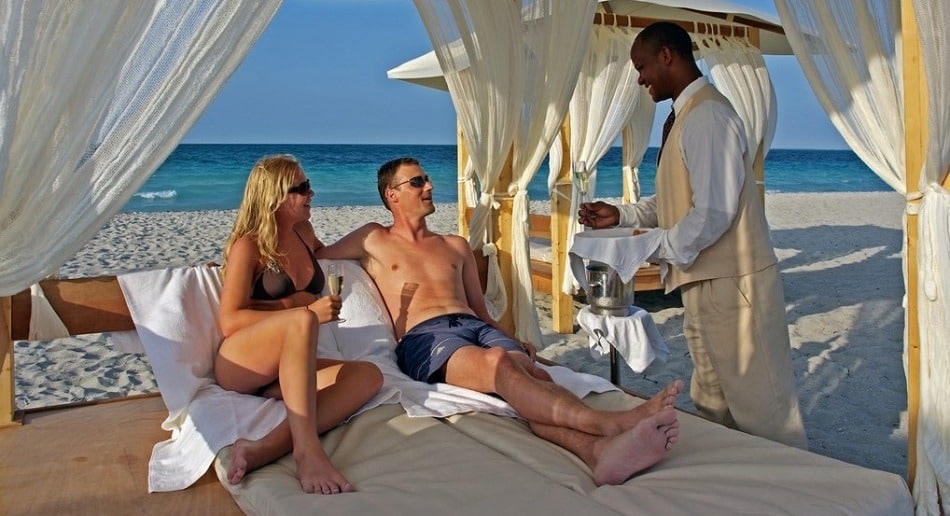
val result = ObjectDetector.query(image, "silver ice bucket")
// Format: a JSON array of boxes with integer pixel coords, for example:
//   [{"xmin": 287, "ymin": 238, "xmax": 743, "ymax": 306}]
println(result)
[{"xmin": 586, "ymin": 261, "xmax": 634, "ymax": 316}]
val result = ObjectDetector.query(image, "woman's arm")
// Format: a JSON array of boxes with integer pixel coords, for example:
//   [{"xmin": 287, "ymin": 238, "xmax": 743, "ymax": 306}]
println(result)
[{"xmin": 219, "ymin": 237, "xmax": 285, "ymax": 337}]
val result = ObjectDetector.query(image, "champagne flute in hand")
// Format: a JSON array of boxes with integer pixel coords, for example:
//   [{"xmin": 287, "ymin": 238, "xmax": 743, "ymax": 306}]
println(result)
[{"xmin": 327, "ymin": 262, "xmax": 345, "ymax": 322}]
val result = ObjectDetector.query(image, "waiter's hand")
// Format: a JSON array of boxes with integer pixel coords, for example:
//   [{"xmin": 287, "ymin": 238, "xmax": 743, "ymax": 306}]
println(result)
[{"xmin": 578, "ymin": 201, "xmax": 620, "ymax": 229}]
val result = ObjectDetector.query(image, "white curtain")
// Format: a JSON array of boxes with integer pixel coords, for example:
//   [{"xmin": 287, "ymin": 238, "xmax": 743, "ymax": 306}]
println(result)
[
  {"xmin": 620, "ymin": 99, "xmax": 656, "ymax": 204},
  {"xmin": 550, "ymin": 25, "xmax": 652, "ymax": 296},
  {"xmin": 775, "ymin": 1, "xmax": 904, "ymax": 193},
  {"xmin": 911, "ymin": 1, "xmax": 950, "ymax": 514},
  {"xmin": 413, "ymin": 0, "xmax": 523, "ymax": 319},
  {"xmin": 697, "ymin": 32, "xmax": 778, "ymax": 164},
  {"xmin": 0, "ymin": 0, "xmax": 279, "ymax": 296},
  {"xmin": 776, "ymin": 1, "xmax": 950, "ymax": 513},
  {"xmin": 508, "ymin": 0, "xmax": 596, "ymax": 343},
  {"xmin": 414, "ymin": 0, "xmax": 595, "ymax": 341}
]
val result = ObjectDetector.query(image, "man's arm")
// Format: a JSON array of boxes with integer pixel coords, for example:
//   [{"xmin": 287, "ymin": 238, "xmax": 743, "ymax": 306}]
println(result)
[
  {"xmin": 454, "ymin": 236, "xmax": 494, "ymax": 325},
  {"xmin": 314, "ymin": 223, "xmax": 382, "ymax": 262},
  {"xmin": 453, "ymin": 236, "xmax": 537, "ymax": 357},
  {"xmin": 617, "ymin": 196, "xmax": 659, "ymax": 228}
]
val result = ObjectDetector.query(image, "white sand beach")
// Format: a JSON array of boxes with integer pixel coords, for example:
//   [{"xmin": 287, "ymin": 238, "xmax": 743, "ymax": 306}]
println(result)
[{"xmin": 16, "ymin": 191, "xmax": 907, "ymax": 477}]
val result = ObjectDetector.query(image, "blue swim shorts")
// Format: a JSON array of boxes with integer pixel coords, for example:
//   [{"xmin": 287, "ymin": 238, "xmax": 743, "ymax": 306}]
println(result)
[{"xmin": 396, "ymin": 313, "xmax": 524, "ymax": 383}]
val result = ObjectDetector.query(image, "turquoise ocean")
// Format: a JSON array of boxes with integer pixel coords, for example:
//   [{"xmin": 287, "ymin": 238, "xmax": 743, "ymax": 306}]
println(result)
[{"xmin": 125, "ymin": 144, "xmax": 890, "ymax": 213}]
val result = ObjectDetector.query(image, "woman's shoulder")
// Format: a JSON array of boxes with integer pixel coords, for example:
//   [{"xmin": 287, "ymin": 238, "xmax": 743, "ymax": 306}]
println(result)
[{"xmin": 229, "ymin": 234, "xmax": 262, "ymax": 261}]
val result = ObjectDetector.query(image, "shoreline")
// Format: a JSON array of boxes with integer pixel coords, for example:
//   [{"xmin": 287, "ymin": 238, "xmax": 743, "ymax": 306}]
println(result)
[{"xmin": 24, "ymin": 191, "xmax": 908, "ymax": 477}]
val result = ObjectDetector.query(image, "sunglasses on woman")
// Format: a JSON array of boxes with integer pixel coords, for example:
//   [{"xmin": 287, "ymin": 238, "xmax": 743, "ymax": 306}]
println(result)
[
  {"xmin": 287, "ymin": 179, "xmax": 311, "ymax": 195},
  {"xmin": 391, "ymin": 175, "xmax": 431, "ymax": 189}
]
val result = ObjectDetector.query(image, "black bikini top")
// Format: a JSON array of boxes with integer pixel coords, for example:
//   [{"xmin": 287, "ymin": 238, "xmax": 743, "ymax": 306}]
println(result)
[{"xmin": 250, "ymin": 230, "xmax": 325, "ymax": 301}]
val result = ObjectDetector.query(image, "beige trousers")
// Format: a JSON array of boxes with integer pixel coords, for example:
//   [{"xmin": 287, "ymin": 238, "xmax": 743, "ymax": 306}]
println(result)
[{"xmin": 679, "ymin": 264, "xmax": 808, "ymax": 449}]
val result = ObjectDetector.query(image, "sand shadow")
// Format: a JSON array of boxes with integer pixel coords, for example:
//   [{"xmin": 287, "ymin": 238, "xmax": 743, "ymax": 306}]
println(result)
[{"xmin": 773, "ymin": 224, "xmax": 906, "ymax": 476}]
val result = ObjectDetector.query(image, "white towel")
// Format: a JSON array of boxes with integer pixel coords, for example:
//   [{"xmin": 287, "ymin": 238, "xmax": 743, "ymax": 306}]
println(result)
[
  {"xmin": 119, "ymin": 266, "xmax": 290, "ymax": 492},
  {"xmin": 576, "ymin": 305, "xmax": 670, "ymax": 373},
  {"xmin": 569, "ymin": 227, "xmax": 663, "ymax": 287},
  {"xmin": 28, "ymin": 283, "xmax": 70, "ymax": 340},
  {"xmin": 119, "ymin": 261, "xmax": 616, "ymax": 492}
]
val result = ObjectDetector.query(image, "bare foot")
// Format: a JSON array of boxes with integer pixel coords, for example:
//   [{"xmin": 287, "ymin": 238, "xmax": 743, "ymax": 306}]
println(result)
[
  {"xmin": 295, "ymin": 447, "xmax": 355, "ymax": 495},
  {"xmin": 227, "ymin": 438, "xmax": 274, "ymax": 485},
  {"xmin": 593, "ymin": 406, "xmax": 679, "ymax": 486},
  {"xmin": 614, "ymin": 379, "xmax": 683, "ymax": 433}
]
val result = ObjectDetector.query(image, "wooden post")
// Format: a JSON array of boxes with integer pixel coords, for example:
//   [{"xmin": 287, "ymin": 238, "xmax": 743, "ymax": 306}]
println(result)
[
  {"xmin": 1, "ymin": 295, "xmax": 18, "ymax": 427},
  {"xmin": 457, "ymin": 123, "xmax": 471, "ymax": 239},
  {"xmin": 901, "ymin": 0, "xmax": 925, "ymax": 488},
  {"xmin": 493, "ymin": 148, "xmax": 516, "ymax": 333},
  {"xmin": 551, "ymin": 117, "xmax": 575, "ymax": 333}
]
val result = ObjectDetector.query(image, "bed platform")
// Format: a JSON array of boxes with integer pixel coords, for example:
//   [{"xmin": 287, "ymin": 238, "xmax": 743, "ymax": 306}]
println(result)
[{"xmin": 1, "ymin": 270, "xmax": 914, "ymax": 515}]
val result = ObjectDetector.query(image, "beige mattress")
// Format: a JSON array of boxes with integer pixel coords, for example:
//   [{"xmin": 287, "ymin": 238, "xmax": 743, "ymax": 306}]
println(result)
[{"xmin": 216, "ymin": 391, "xmax": 913, "ymax": 516}]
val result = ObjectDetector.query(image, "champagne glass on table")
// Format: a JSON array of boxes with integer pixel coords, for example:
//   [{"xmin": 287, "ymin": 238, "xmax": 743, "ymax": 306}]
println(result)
[{"xmin": 327, "ymin": 262, "xmax": 346, "ymax": 323}]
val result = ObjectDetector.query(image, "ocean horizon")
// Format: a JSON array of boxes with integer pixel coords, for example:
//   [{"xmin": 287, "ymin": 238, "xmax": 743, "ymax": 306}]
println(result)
[{"xmin": 125, "ymin": 143, "xmax": 890, "ymax": 213}]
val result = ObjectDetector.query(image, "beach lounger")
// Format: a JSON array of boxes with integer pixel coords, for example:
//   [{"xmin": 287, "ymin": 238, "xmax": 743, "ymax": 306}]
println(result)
[{"xmin": 1, "ymin": 261, "xmax": 913, "ymax": 515}]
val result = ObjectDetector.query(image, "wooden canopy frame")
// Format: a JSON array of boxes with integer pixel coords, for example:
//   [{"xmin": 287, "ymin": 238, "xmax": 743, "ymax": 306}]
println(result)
[{"xmin": 458, "ymin": 11, "xmax": 770, "ymax": 334}]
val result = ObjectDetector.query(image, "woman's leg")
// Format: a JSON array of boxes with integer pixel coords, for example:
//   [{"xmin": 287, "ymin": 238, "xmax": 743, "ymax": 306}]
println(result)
[
  {"xmin": 217, "ymin": 317, "xmax": 381, "ymax": 490},
  {"xmin": 215, "ymin": 308, "xmax": 345, "ymax": 494},
  {"xmin": 313, "ymin": 359, "xmax": 384, "ymax": 428}
]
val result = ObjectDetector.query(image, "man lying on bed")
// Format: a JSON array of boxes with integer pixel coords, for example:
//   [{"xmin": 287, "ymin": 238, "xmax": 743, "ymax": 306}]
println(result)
[{"xmin": 315, "ymin": 157, "xmax": 684, "ymax": 486}]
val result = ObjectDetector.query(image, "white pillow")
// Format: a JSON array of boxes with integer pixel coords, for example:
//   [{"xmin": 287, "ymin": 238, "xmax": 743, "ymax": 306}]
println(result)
[
  {"xmin": 118, "ymin": 266, "xmax": 224, "ymax": 417},
  {"xmin": 320, "ymin": 259, "xmax": 399, "ymax": 365}
]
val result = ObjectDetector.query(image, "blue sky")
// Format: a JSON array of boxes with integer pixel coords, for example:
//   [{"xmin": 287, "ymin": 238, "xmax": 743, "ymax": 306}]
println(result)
[{"xmin": 183, "ymin": 0, "xmax": 847, "ymax": 150}]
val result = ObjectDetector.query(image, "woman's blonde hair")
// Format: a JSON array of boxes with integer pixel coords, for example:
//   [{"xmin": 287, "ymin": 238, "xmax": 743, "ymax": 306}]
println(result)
[{"xmin": 222, "ymin": 154, "xmax": 303, "ymax": 270}]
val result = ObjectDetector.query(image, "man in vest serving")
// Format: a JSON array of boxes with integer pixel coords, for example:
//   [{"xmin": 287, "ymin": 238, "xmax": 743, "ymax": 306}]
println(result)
[{"xmin": 579, "ymin": 21, "xmax": 807, "ymax": 449}]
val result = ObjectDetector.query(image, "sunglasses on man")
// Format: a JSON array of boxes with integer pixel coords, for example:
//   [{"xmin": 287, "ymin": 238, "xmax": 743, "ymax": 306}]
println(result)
[
  {"xmin": 287, "ymin": 179, "xmax": 312, "ymax": 195},
  {"xmin": 391, "ymin": 175, "xmax": 431, "ymax": 189}
]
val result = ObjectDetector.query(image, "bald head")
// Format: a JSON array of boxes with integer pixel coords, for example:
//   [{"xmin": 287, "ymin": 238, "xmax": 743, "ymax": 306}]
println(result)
[
  {"xmin": 630, "ymin": 21, "xmax": 702, "ymax": 102},
  {"xmin": 634, "ymin": 21, "xmax": 696, "ymax": 62}
]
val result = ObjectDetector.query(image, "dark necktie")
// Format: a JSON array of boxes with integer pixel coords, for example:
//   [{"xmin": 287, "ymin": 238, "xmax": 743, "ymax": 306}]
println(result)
[{"xmin": 657, "ymin": 108, "xmax": 675, "ymax": 164}]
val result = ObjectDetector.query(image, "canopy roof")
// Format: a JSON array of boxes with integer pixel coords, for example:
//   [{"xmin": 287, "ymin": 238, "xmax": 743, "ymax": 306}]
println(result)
[{"xmin": 387, "ymin": 0, "xmax": 790, "ymax": 91}]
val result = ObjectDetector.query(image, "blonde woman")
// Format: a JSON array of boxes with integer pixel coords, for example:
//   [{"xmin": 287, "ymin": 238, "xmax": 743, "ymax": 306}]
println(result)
[{"xmin": 214, "ymin": 154, "xmax": 382, "ymax": 494}]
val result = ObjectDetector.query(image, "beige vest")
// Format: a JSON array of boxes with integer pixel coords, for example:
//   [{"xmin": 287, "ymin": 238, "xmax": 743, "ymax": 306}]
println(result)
[{"xmin": 656, "ymin": 84, "xmax": 776, "ymax": 291}]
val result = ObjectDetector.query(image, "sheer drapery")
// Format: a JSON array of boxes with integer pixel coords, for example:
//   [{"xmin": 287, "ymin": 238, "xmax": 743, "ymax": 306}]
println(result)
[
  {"xmin": 545, "ymin": 25, "xmax": 645, "ymax": 295},
  {"xmin": 0, "ymin": 0, "xmax": 279, "ymax": 295},
  {"xmin": 775, "ymin": 1, "xmax": 904, "ymax": 193},
  {"xmin": 620, "ymin": 100, "xmax": 656, "ymax": 204},
  {"xmin": 414, "ymin": 0, "xmax": 595, "ymax": 341},
  {"xmin": 697, "ymin": 32, "xmax": 778, "ymax": 164},
  {"xmin": 777, "ymin": 1, "xmax": 950, "ymax": 513},
  {"xmin": 413, "ymin": 0, "xmax": 523, "ymax": 319},
  {"xmin": 911, "ymin": 1, "xmax": 950, "ymax": 513},
  {"xmin": 508, "ymin": 0, "xmax": 596, "ymax": 343}
]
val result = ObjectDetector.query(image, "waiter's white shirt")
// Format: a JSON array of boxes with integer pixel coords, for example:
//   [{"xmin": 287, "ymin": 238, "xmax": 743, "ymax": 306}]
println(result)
[{"xmin": 617, "ymin": 77, "xmax": 748, "ymax": 271}]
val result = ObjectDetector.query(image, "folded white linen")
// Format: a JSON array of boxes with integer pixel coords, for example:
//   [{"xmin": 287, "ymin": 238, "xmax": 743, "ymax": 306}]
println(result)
[
  {"xmin": 119, "ymin": 260, "xmax": 616, "ymax": 492},
  {"xmin": 576, "ymin": 305, "xmax": 670, "ymax": 373},
  {"xmin": 569, "ymin": 227, "xmax": 663, "ymax": 287}
]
